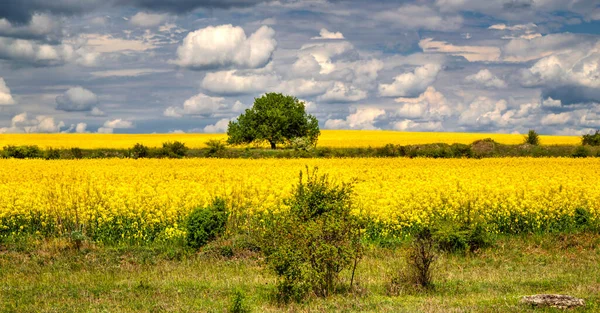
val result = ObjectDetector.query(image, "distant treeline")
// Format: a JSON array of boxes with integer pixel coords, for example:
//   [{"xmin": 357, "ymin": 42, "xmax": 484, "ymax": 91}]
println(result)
[{"xmin": 2, "ymin": 136, "xmax": 600, "ymax": 160}]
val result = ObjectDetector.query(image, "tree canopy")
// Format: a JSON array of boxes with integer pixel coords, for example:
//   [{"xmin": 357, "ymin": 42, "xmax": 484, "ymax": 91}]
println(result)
[{"xmin": 226, "ymin": 93, "xmax": 320, "ymax": 149}]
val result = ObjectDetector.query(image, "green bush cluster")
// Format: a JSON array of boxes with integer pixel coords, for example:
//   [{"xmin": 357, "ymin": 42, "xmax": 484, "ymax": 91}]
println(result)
[
  {"xmin": 185, "ymin": 198, "xmax": 228, "ymax": 249},
  {"xmin": 4, "ymin": 138, "xmax": 600, "ymax": 160},
  {"xmin": 2, "ymin": 145, "xmax": 43, "ymax": 159},
  {"xmin": 260, "ymin": 168, "xmax": 363, "ymax": 302},
  {"xmin": 433, "ymin": 223, "xmax": 492, "ymax": 254}
]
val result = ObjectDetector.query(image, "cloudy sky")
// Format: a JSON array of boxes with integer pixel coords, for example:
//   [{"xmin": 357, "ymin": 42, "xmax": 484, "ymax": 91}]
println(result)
[{"xmin": 0, "ymin": 0, "xmax": 599, "ymax": 134}]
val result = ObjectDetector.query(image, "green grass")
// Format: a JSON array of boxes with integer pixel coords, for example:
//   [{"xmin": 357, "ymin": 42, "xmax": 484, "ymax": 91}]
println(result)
[{"xmin": 1, "ymin": 233, "xmax": 599, "ymax": 312}]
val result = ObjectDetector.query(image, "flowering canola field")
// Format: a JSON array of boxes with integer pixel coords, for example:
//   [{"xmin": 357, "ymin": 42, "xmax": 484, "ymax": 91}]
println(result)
[
  {"xmin": 0, "ymin": 130, "xmax": 581, "ymax": 149},
  {"xmin": 1, "ymin": 158, "xmax": 598, "ymax": 241}
]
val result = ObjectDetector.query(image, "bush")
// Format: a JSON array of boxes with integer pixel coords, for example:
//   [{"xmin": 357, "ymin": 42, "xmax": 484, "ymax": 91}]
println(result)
[
  {"xmin": 2, "ymin": 145, "xmax": 43, "ymax": 159},
  {"xmin": 407, "ymin": 228, "xmax": 437, "ymax": 289},
  {"xmin": 433, "ymin": 223, "xmax": 491, "ymax": 254},
  {"xmin": 261, "ymin": 168, "xmax": 363, "ymax": 302},
  {"xmin": 450, "ymin": 143, "xmax": 472, "ymax": 158},
  {"xmin": 582, "ymin": 130, "xmax": 600, "ymax": 146},
  {"xmin": 377, "ymin": 144, "xmax": 405, "ymax": 157},
  {"xmin": 70, "ymin": 147, "xmax": 84, "ymax": 159},
  {"xmin": 161, "ymin": 141, "xmax": 188, "ymax": 158},
  {"xmin": 186, "ymin": 198, "xmax": 228, "ymax": 249},
  {"xmin": 572, "ymin": 146, "xmax": 590, "ymax": 158},
  {"xmin": 205, "ymin": 139, "xmax": 227, "ymax": 156},
  {"xmin": 130, "ymin": 143, "xmax": 149, "ymax": 159},
  {"xmin": 44, "ymin": 148, "xmax": 61, "ymax": 160},
  {"xmin": 524, "ymin": 129, "xmax": 540, "ymax": 145}
]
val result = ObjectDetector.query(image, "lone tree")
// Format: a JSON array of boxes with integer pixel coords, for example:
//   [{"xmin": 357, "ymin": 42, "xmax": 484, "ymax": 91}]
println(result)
[{"xmin": 227, "ymin": 93, "xmax": 320, "ymax": 149}]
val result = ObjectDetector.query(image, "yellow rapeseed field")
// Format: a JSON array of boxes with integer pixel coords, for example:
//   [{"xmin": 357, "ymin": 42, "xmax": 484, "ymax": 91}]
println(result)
[
  {"xmin": 0, "ymin": 130, "xmax": 581, "ymax": 149},
  {"xmin": 0, "ymin": 158, "xmax": 598, "ymax": 241}
]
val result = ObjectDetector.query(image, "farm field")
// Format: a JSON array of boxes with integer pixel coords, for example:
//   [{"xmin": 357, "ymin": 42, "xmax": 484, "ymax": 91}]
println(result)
[
  {"xmin": 0, "ymin": 130, "xmax": 582, "ymax": 149},
  {"xmin": 1, "ymin": 158, "xmax": 599, "ymax": 241}
]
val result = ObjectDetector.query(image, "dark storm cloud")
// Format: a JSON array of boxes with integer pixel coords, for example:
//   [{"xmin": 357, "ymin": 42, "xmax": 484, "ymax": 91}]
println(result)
[
  {"xmin": 542, "ymin": 86, "xmax": 600, "ymax": 106},
  {"xmin": 117, "ymin": 0, "xmax": 267, "ymax": 13},
  {"xmin": 0, "ymin": 0, "xmax": 266, "ymax": 24},
  {"xmin": 502, "ymin": 0, "xmax": 533, "ymax": 10}
]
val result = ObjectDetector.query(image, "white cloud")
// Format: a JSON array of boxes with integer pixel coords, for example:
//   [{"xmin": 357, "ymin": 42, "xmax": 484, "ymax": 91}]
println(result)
[
  {"xmin": 0, "ymin": 77, "xmax": 15, "ymax": 105},
  {"xmin": 489, "ymin": 23, "xmax": 537, "ymax": 31},
  {"xmin": 465, "ymin": 69, "xmax": 507, "ymax": 88},
  {"xmin": 542, "ymin": 97, "xmax": 562, "ymax": 108},
  {"xmin": 541, "ymin": 112, "xmax": 572, "ymax": 125},
  {"xmin": 158, "ymin": 23, "xmax": 186, "ymax": 34},
  {"xmin": 325, "ymin": 108, "xmax": 385, "ymax": 130},
  {"xmin": 0, "ymin": 14, "xmax": 60, "ymax": 39},
  {"xmin": 97, "ymin": 118, "xmax": 133, "ymax": 133},
  {"xmin": 201, "ymin": 70, "xmax": 278, "ymax": 95},
  {"xmin": 130, "ymin": 12, "xmax": 169, "ymax": 28},
  {"xmin": 75, "ymin": 123, "xmax": 87, "ymax": 133},
  {"xmin": 203, "ymin": 118, "xmax": 231, "ymax": 133},
  {"xmin": 293, "ymin": 41, "xmax": 353, "ymax": 75},
  {"xmin": 55, "ymin": 87, "xmax": 99, "ymax": 111},
  {"xmin": 0, "ymin": 37, "xmax": 98, "ymax": 67},
  {"xmin": 376, "ymin": 4, "xmax": 463, "ymax": 31},
  {"xmin": 393, "ymin": 120, "xmax": 443, "ymax": 131},
  {"xmin": 312, "ymin": 28, "xmax": 344, "ymax": 40},
  {"xmin": 172, "ymin": 24, "xmax": 276, "ymax": 70},
  {"xmin": 318, "ymin": 82, "xmax": 367, "ymax": 102},
  {"xmin": 379, "ymin": 64, "xmax": 441, "ymax": 97},
  {"xmin": 275, "ymin": 79, "xmax": 330, "ymax": 97},
  {"xmin": 90, "ymin": 107, "xmax": 105, "ymax": 116},
  {"xmin": 520, "ymin": 47, "xmax": 600, "ymax": 89},
  {"xmin": 501, "ymin": 33, "xmax": 594, "ymax": 63},
  {"xmin": 0, "ymin": 113, "xmax": 66, "ymax": 133},
  {"xmin": 90, "ymin": 68, "xmax": 171, "ymax": 78},
  {"xmin": 164, "ymin": 93, "xmax": 228, "ymax": 117},
  {"xmin": 104, "ymin": 119, "xmax": 133, "ymax": 129},
  {"xmin": 458, "ymin": 97, "xmax": 512, "ymax": 127},
  {"xmin": 393, "ymin": 87, "xmax": 452, "ymax": 120},
  {"xmin": 81, "ymin": 34, "xmax": 156, "ymax": 53},
  {"xmin": 419, "ymin": 38, "xmax": 501, "ymax": 62}
]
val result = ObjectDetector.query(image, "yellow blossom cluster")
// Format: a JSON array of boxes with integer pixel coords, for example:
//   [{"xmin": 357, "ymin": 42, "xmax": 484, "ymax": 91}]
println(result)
[
  {"xmin": 0, "ymin": 130, "xmax": 581, "ymax": 149},
  {"xmin": 0, "ymin": 158, "xmax": 598, "ymax": 241}
]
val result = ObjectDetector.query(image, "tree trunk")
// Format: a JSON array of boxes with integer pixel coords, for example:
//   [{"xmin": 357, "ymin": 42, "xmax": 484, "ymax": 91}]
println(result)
[{"xmin": 270, "ymin": 141, "xmax": 276, "ymax": 149}]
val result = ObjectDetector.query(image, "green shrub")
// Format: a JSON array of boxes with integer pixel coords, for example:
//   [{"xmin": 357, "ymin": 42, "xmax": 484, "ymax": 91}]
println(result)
[
  {"xmin": 524, "ymin": 129, "xmax": 540, "ymax": 145},
  {"xmin": 161, "ymin": 141, "xmax": 188, "ymax": 158},
  {"xmin": 433, "ymin": 223, "xmax": 492, "ymax": 254},
  {"xmin": 261, "ymin": 168, "xmax": 363, "ymax": 302},
  {"xmin": 582, "ymin": 130, "xmax": 600, "ymax": 146},
  {"xmin": 185, "ymin": 198, "xmax": 228, "ymax": 249},
  {"xmin": 450, "ymin": 143, "xmax": 472, "ymax": 158},
  {"xmin": 205, "ymin": 139, "xmax": 227, "ymax": 156},
  {"xmin": 130, "ymin": 143, "xmax": 149, "ymax": 159},
  {"xmin": 70, "ymin": 147, "xmax": 84, "ymax": 159},
  {"xmin": 2, "ymin": 145, "xmax": 43, "ymax": 159},
  {"xmin": 229, "ymin": 289, "xmax": 250, "ymax": 313},
  {"xmin": 44, "ymin": 148, "xmax": 61, "ymax": 160},
  {"xmin": 377, "ymin": 144, "xmax": 405, "ymax": 157},
  {"xmin": 572, "ymin": 146, "xmax": 590, "ymax": 158},
  {"xmin": 574, "ymin": 208, "xmax": 594, "ymax": 230}
]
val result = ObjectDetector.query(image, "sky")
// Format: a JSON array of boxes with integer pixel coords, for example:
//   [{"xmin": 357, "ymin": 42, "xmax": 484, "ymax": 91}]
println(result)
[{"xmin": 0, "ymin": 0, "xmax": 599, "ymax": 135}]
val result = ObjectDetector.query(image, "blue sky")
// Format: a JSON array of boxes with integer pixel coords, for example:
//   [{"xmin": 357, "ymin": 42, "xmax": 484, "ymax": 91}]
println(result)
[{"xmin": 0, "ymin": 0, "xmax": 599, "ymax": 134}]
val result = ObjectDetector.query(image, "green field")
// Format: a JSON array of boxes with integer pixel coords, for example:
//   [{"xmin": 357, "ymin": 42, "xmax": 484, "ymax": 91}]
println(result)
[{"xmin": 1, "ymin": 233, "xmax": 598, "ymax": 312}]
